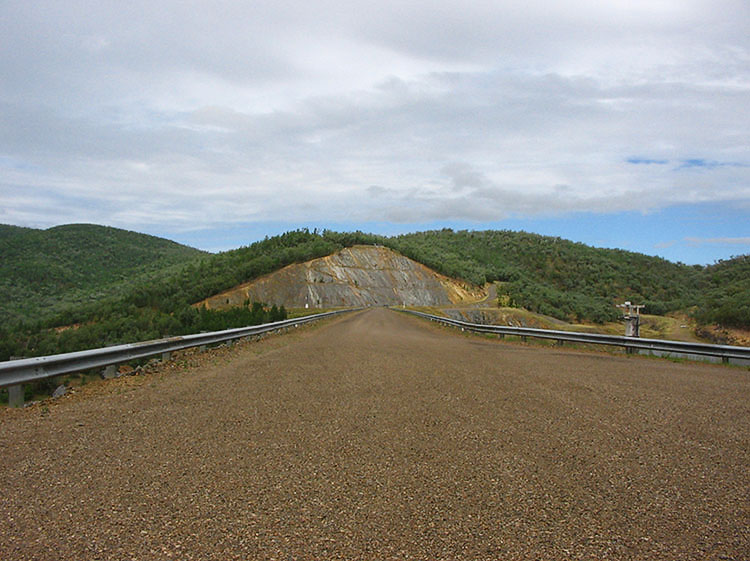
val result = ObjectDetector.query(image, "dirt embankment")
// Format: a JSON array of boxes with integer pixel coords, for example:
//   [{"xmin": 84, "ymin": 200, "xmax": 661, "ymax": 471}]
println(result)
[
  {"xmin": 696, "ymin": 324, "xmax": 750, "ymax": 347},
  {"xmin": 1, "ymin": 309, "xmax": 747, "ymax": 560},
  {"xmin": 197, "ymin": 245, "xmax": 484, "ymax": 310}
]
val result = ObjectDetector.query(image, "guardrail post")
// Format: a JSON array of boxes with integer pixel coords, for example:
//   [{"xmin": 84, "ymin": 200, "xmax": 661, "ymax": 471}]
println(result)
[
  {"xmin": 161, "ymin": 351, "xmax": 171, "ymax": 361},
  {"xmin": 8, "ymin": 384, "xmax": 24, "ymax": 408}
]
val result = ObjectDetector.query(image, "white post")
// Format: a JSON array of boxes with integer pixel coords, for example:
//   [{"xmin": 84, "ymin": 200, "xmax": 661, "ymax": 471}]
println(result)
[{"xmin": 617, "ymin": 301, "xmax": 645, "ymax": 338}]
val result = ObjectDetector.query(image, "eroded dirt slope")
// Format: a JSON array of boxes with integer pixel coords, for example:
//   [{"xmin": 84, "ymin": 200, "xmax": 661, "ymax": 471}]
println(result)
[{"xmin": 198, "ymin": 245, "xmax": 483, "ymax": 309}]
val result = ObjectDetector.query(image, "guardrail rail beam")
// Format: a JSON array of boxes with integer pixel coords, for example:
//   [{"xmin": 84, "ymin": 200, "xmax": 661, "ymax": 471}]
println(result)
[
  {"xmin": 398, "ymin": 309, "xmax": 750, "ymax": 366},
  {"xmin": 1, "ymin": 308, "xmax": 358, "ymax": 407}
]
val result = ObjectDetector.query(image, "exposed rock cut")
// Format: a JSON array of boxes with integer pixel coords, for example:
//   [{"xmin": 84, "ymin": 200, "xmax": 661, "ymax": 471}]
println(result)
[{"xmin": 197, "ymin": 245, "xmax": 483, "ymax": 309}]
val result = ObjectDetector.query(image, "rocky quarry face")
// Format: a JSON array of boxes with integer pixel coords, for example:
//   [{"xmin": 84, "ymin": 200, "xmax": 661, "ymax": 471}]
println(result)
[{"xmin": 198, "ymin": 245, "xmax": 483, "ymax": 309}]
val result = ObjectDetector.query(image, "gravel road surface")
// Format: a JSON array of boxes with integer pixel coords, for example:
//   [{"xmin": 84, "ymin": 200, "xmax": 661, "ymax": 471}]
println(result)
[{"xmin": 1, "ymin": 308, "xmax": 748, "ymax": 560}]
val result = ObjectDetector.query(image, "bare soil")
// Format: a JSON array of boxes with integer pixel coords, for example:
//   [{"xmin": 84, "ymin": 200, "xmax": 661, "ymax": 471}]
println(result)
[
  {"xmin": 1, "ymin": 308, "xmax": 748, "ymax": 560},
  {"xmin": 698, "ymin": 324, "xmax": 750, "ymax": 347},
  {"xmin": 196, "ymin": 245, "xmax": 484, "ymax": 310}
]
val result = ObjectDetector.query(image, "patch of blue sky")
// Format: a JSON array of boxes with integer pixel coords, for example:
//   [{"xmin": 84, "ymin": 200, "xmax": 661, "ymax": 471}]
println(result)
[
  {"xmin": 626, "ymin": 157, "xmax": 669, "ymax": 165},
  {"xmin": 676, "ymin": 159, "xmax": 748, "ymax": 170},
  {"xmin": 488, "ymin": 203, "xmax": 749, "ymax": 265},
  {"xmin": 150, "ymin": 221, "xmax": 420, "ymax": 254},
  {"xmin": 157, "ymin": 202, "xmax": 749, "ymax": 266}
]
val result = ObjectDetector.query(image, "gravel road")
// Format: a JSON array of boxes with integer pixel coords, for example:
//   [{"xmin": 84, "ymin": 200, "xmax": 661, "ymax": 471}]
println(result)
[{"xmin": 1, "ymin": 308, "xmax": 748, "ymax": 560}]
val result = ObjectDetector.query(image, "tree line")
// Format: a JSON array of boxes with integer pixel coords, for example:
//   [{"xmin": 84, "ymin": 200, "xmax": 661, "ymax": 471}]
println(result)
[{"xmin": 1, "ymin": 227, "xmax": 747, "ymax": 366}]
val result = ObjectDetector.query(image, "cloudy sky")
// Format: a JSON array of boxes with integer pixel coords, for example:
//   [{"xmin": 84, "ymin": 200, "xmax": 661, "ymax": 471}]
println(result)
[{"xmin": 1, "ymin": 0, "xmax": 748, "ymax": 263}]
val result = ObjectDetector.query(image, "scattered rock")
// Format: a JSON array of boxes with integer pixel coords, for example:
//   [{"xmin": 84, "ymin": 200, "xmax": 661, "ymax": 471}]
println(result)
[
  {"xmin": 118, "ymin": 364, "xmax": 135, "ymax": 376},
  {"xmin": 52, "ymin": 385, "xmax": 66, "ymax": 399}
]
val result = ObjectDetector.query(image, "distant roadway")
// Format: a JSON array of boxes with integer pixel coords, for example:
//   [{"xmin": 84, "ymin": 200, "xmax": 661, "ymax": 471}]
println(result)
[{"xmin": 1, "ymin": 308, "xmax": 747, "ymax": 560}]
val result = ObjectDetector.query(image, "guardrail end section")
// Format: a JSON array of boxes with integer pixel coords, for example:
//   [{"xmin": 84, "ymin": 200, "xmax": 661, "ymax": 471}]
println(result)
[{"xmin": 8, "ymin": 384, "xmax": 24, "ymax": 408}]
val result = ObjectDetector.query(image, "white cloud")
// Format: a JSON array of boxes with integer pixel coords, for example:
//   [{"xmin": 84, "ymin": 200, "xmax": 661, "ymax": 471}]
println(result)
[
  {"xmin": 0, "ymin": 0, "xmax": 748, "ymax": 233},
  {"xmin": 685, "ymin": 236, "xmax": 750, "ymax": 246}
]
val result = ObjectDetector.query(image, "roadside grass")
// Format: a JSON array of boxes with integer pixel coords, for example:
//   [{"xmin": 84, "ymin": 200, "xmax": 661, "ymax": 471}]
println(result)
[
  {"xmin": 415, "ymin": 311, "xmax": 747, "ymax": 369},
  {"xmin": 402, "ymin": 304, "xmax": 710, "ymax": 343}
]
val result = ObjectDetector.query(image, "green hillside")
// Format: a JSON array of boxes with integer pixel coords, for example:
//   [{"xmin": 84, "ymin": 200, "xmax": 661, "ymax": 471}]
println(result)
[
  {"xmin": 693, "ymin": 255, "xmax": 750, "ymax": 329},
  {"xmin": 0, "ymin": 229, "xmax": 344, "ymax": 361},
  {"xmin": 0, "ymin": 227, "xmax": 746, "ymax": 365},
  {"xmin": 385, "ymin": 229, "xmax": 706, "ymax": 323},
  {"xmin": 0, "ymin": 224, "xmax": 34, "ymax": 240},
  {"xmin": 0, "ymin": 223, "xmax": 206, "ymax": 325}
]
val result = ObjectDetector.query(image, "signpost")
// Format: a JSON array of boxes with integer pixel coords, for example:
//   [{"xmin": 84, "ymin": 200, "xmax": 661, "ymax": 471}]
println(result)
[{"xmin": 617, "ymin": 301, "xmax": 645, "ymax": 338}]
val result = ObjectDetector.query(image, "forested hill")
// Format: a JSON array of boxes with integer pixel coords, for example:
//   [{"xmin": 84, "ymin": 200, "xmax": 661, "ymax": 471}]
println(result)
[
  {"xmin": 0, "ymin": 223, "xmax": 206, "ymax": 325},
  {"xmin": 1, "ymin": 226, "xmax": 747, "ymax": 363},
  {"xmin": 385, "ymin": 230, "xmax": 748, "ymax": 328},
  {"xmin": 0, "ymin": 229, "xmax": 348, "ymax": 361},
  {"xmin": 386, "ymin": 230, "xmax": 705, "ymax": 323},
  {"xmin": 693, "ymin": 255, "xmax": 750, "ymax": 329},
  {"xmin": 0, "ymin": 224, "xmax": 34, "ymax": 240}
]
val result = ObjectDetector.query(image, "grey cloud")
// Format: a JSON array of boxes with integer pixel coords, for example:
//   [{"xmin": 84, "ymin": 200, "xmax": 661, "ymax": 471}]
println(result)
[
  {"xmin": 441, "ymin": 162, "xmax": 488, "ymax": 192},
  {"xmin": 367, "ymin": 185, "xmax": 389, "ymax": 197},
  {"xmin": 1, "ymin": 1, "xmax": 748, "ymax": 231}
]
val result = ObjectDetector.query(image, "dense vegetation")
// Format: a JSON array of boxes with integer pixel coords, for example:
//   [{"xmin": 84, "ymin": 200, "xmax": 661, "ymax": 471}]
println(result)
[
  {"xmin": 0, "ymin": 228, "xmax": 339, "ymax": 361},
  {"xmin": 385, "ymin": 229, "xmax": 707, "ymax": 323},
  {"xmin": 692, "ymin": 255, "xmax": 750, "ymax": 329},
  {"xmin": 1, "ymin": 225, "xmax": 746, "ymax": 365},
  {"xmin": 0, "ymin": 223, "xmax": 206, "ymax": 325}
]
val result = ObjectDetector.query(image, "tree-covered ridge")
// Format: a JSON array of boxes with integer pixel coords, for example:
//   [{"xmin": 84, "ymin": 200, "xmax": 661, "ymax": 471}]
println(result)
[
  {"xmin": 0, "ymin": 226, "xmax": 746, "ymax": 363},
  {"xmin": 0, "ymin": 223, "xmax": 206, "ymax": 325},
  {"xmin": 693, "ymin": 255, "xmax": 750, "ymax": 329},
  {"xmin": 385, "ymin": 229, "xmax": 705, "ymax": 323},
  {"xmin": 0, "ymin": 224, "xmax": 34, "ymax": 240},
  {"xmin": 0, "ymin": 229, "xmax": 357, "ymax": 361}
]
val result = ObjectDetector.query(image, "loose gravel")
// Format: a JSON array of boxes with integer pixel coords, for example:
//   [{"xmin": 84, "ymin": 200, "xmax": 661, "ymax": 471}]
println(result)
[{"xmin": 1, "ymin": 308, "xmax": 748, "ymax": 560}]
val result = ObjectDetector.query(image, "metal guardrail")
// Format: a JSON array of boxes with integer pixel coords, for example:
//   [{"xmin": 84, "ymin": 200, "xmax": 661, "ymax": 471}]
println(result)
[
  {"xmin": 400, "ymin": 309, "xmax": 750, "ymax": 365},
  {"xmin": 1, "ymin": 309, "xmax": 357, "ymax": 406}
]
